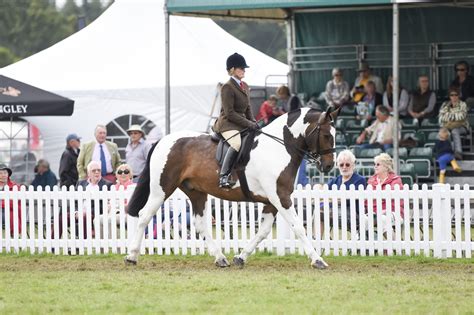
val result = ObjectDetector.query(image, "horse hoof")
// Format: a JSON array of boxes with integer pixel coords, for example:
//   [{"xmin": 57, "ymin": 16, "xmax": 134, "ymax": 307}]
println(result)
[
  {"xmin": 124, "ymin": 256, "xmax": 137, "ymax": 266},
  {"xmin": 312, "ymin": 259, "xmax": 328, "ymax": 270},
  {"xmin": 233, "ymin": 256, "xmax": 245, "ymax": 268},
  {"xmin": 215, "ymin": 257, "xmax": 230, "ymax": 268}
]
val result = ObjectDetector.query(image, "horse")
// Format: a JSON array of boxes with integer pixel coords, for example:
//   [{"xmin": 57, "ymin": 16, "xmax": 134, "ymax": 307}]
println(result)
[{"xmin": 125, "ymin": 106, "xmax": 339, "ymax": 269}]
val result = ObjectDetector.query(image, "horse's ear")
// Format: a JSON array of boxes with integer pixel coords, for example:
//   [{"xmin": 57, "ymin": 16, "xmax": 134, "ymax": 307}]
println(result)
[{"xmin": 329, "ymin": 105, "xmax": 341, "ymax": 121}]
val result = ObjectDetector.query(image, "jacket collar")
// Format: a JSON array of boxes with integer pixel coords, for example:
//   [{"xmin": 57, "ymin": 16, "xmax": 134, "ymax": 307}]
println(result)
[{"xmin": 229, "ymin": 78, "xmax": 247, "ymax": 96}]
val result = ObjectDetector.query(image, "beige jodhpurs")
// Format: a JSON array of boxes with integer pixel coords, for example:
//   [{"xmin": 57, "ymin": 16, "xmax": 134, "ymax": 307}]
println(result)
[{"xmin": 221, "ymin": 130, "xmax": 241, "ymax": 151}]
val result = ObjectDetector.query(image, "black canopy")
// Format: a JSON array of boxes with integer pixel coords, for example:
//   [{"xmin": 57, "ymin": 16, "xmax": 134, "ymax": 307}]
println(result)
[{"xmin": 0, "ymin": 75, "xmax": 74, "ymax": 117}]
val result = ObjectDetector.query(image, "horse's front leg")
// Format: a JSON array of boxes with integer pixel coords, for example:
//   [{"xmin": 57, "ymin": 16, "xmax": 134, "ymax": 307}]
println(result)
[
  {"xmin": 233, "ymin": 204, "xmax": 276, "ymax": 267},
  {"xmin": 270, "ymin": 195, "xmax": 328, "ymax": 269}
]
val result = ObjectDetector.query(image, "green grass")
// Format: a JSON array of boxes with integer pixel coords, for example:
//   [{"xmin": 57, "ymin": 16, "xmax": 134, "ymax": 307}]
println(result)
[{"xmin": 0, "ymin": 253, "xmax": 473, "ymax": 314}]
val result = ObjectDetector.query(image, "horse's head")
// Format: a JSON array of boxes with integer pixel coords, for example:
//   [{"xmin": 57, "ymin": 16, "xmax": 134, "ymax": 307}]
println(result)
[{"xmin": 304, "ymin": 106, "xmax": 340, "ymax": 173}]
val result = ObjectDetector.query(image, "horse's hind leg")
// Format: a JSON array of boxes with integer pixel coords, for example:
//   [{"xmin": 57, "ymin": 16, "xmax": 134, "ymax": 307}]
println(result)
[
  {"xmin": 185, "ymin": 189, "xmax": 229, "ymax": 268},
  {"xmin": 125, "ymin": 191, "xmax": 164, "ymax": 264},
  {"xmin": 233, "ymin": 204, "xmax": 276, "ymax": 267}
]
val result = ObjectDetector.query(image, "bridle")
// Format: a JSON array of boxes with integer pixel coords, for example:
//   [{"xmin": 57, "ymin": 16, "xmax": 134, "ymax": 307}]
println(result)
[
  {"xmin": 257, "ymin": 118, "xmax": 335, "ymax": 167},
  {"xmin": 304, "ymin": 120, "xmax": 336, "ymax": 166}
]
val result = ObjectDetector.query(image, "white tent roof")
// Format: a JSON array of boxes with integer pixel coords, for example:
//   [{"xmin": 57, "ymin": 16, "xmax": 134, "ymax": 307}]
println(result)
[{"xmin": 0, "ymin": 0, "xmax": 288, "ymax": 175}]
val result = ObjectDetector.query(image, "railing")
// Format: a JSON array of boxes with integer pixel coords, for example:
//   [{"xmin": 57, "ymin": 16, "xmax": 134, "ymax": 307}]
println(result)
[{"xmin": 0, "ymin": 185, "xmax": 472, "ymax": 258}]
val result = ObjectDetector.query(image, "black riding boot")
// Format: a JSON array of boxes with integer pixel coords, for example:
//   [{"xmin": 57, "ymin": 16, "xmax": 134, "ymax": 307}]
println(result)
[{"xmin": 219, "ymin": 147, "xmax": 239, "ymax": 188}]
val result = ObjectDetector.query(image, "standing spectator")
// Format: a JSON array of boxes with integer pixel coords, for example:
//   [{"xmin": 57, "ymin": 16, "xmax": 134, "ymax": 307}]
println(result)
[
  {"xmin": 435, "ymin": 127, "xmax": 462, "ymax": 184},
  {"xmin": 125, "ymin": 125, "xmax": 151, "ymax": 180},
  {"xmin": 355, "ymin": 80, "xmax": 383, "ymax": 121},
  {"xmin": 276, "ymin": 85, "xmax": 301, "ymax": 112},
  {"xmin": 451, "ymin": 60, "xmax": 474, "ymax": 109},
  {"xmin": 324, "ymin": 68, "xmax": 350, "ymax": 108},
  {"xmin": 351, "ymin": 61, "xmax": 383, "ymax": 103},
  {"xmin": 0, "ymin": 164, "xmax": 22, "ymax": 236},
  {"xmin": 438, "ymin": 87, "xmax": 470, "ymax": 160},
  {"xmin": 408, "ymin": 75, "xmax": 437, "ymax": 120},
  {"xmin": 356, "ymin": 105, "xmax": 401, "ymax": 151},
  {"xmin": 59, "ymin": 133, "xmax": 81, "ymax": 188},
  {"xmin": 77, "ymin": 125, "xmax": 121, "ymax": 182},
  {"xmin": 363, "ymin": 153, "xmax": 404, "ymax": 237},
  {"xmin": 31, "ymin": 159, "xmax": 57, "ymax": 189},
  {"xmin": 383, "ymin": 75, "xmax": 410, "ymax": 118},
  {"xmin": 256, "ymin": 95, "xmax": 283, "ymax": 126}
]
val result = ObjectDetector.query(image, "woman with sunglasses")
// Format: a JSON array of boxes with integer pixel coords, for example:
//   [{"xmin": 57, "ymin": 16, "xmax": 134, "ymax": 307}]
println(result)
[
  {"xmin": 438, "ymin": 86, "xmax": 469, "ymax": 160},
  {"xmin": 115, "ymin": 164, "xmax": 134, "ymax": 189},
  {"xmin": 363, "ymin": 153, "xmax": 404, "ymax": 237}
]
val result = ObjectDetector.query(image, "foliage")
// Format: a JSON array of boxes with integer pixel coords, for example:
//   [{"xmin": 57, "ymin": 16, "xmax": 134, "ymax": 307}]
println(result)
[
  {"xmin": 215, "ymin": 20, "xmax": 287, "ymax": 63},
  {"xmin": 0, "ymin": 47, "xmax": 19, "ymax": 68},
  {"xmin": 0, "ymin": 253, "xmax": 472, "ymax": 313},
  {"xmin": 0, "ymin": 0, "xmax": 112, "ymax": 68}
]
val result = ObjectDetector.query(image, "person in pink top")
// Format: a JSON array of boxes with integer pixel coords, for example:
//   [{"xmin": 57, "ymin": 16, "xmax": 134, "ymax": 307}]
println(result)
[
  {"xmin": 114, "ymin": 164, "xmax": 135, "ymax": 190},
  {"xmin": 363, "ymin": 153, "xmax": 404, "ymax": 236},
  {"xmin": 256, "ymin": 95, "xmax": 282, "ymax": 126}
]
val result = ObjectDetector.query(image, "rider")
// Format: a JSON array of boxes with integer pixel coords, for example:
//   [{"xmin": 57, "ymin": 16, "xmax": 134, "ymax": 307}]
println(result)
[{"xmin": 213, "ymin": 52, "xmax": 259, "ymax": 189}]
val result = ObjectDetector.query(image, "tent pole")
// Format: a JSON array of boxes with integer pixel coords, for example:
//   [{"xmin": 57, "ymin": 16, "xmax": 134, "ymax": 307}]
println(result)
[
  {"xmin": 164, "ymin": 0, "xmax": 171, "ymax": 135},
  {"xmin": 286, "ymin": 13, "xmax": 295, "ymax": 92},
  {"xmin": 392, "ymin": 2, "xmax": 400, "ymax": 174}
]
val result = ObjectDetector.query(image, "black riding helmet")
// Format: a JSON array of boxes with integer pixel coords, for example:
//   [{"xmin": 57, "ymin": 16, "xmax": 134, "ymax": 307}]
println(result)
[{"xmin": 226, "ymin": 53, "xmax": 249, "ymax": 70}]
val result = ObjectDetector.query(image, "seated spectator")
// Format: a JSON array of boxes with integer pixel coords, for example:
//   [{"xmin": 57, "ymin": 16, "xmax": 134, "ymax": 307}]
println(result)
[
  {"xmin": 326, "ymin": 150, "xmax": 367, "ymax": 230},
  {"xmin": 355, "ymin": 80, "xmax": 382, "ymax": 121},
  {"xmin": 0, "ymin": 164, "xmax": 22, "ymax": 236},
  {"xmin": 408, "ymin": 75, "xmax": 437, "ymax": 121},
  {"xmin": 94, "ymin": 164, "xmax": 136, "ymax": 238},
  {"xmin": 351, "ymin": 61, "xmax": 383, "ymax": 103},
  {"xmin": 276, "ymin": 85, "xmax": 301, "ymax": 112},
  {"xmin": 31, "ymin": 159, "xmax": 58, "ymax": 189},
  {"xmin": 55, "ymin": 161, "xmax": 113, "ymax": 239},
  {"xmin": 362, "ymin": 153, "xmax": 404, "ymax": 237},
  {"xmin": 256, "ymin": 95, "xmax": 283, "ymax": 126},
  {"xmin": 324, "ymin": 68, "xmax": 350, "ymax": 108},
  {"xmin": 383, "ymin": 76, "xmax": 409, "ymax": 118},
  {"xmin": 451, "ymin": 60, "xmax": 474, "ymax": 110},
  {"xmin": 355, "ymin": 105, "xmax": 401, "ymax": 151},
  {"xmin": 438, "ymin": 86, "xmax": 470, "ymax": 160},
  {"xmin": 435, "ymin": 127, "xmax": 461, "ymax": 184}
]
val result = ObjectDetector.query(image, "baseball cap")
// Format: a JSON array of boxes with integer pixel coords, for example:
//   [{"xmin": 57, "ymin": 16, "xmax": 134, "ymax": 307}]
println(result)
[{"xmin": 66, "ymin": 133, "xmax": 81, "ymax": 142}]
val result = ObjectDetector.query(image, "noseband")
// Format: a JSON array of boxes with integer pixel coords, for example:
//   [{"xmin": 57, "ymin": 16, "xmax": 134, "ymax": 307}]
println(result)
[{"xmin": 304, "ymin": 121, "xmax": 336, "ymax": 166}]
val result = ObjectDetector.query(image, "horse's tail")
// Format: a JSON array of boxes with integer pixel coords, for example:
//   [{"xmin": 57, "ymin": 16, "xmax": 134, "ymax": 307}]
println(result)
[{"xmin": 127, "ymin": 141, "xmax": 158, "ymax": 217}]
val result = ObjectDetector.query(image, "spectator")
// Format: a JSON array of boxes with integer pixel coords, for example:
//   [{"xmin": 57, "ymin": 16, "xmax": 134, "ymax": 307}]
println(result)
[
  {"xmin": 31, "ymin": 159, "xmax": 57, "ymax": 189},
  {"xmin": 125, "ymin": 125, "xmax": 151, "ymax": 180},
  {"xmin": 435, "ymin": 127, "xmax": 462, "ymax": 184},
  {"xmin": 356, "ymin": 105, "xmax": 401, "ymax": 151},
  {"xmin": 363, "ymin": 153, "xmax": 404, "ymax": 236},
  {"xmin": 438, "ymin": 87, "xmax": 470, "ymax": 160},
  {"xmin": 94, "ymin": 164, "xmax": 135, "ymax": 239},
  {"xmin": 327, "ymin": 150, "xmax": 367, "ymax": 229},
  {"xmin": 256, "ymin": 95, "xmax": 282, "ymax": 126},
  {"xmin": 383, "ymin": 75, "xmax": 410, "ymax": 118},
  {"xmin": 408, "ymin": 75, "xmax": 437, "ymax": 120},
  {"xmin": 276, "ymin": 85, "xmax": 301, "ymax": 112},
  {"xmin": 351, "ymin": 61, "xmax": 383, "ymax": 103},
  {"xmin": 0, "ymin": 164, "xmax": 22, "ymax": 236},
  {"xmin": 77, "ymin": 125, "xmax": 121, "ymax": 182},
  {"xmin": 324, "ymin": 68, "xmax": 350, "ymax": 108},
  {"xmin": 451, "ymin": 60, "xmax": 474, "ymax": 109},
  {"xmin": 59, "ymin": 133, "xmax": 81, "ymax": 188},
  {"xmin": 355, "ymin": 80, "xmax": 382, "ymax": 121}
]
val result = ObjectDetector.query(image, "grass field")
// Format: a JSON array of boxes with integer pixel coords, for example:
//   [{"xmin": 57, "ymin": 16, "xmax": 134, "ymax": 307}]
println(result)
[{"xmin": 0, "ymin": 253, "xmax": 473, "ymax": 314}]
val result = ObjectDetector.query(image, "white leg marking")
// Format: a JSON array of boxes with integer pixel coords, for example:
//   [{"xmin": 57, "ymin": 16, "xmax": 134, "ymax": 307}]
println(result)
[
  {"xmin": 194, "ymin": 205, "xmax": 226, "ymax": 262},
  {"xmin": 238, "ymin": 212, "xmax": 275, "ymax": 261}
]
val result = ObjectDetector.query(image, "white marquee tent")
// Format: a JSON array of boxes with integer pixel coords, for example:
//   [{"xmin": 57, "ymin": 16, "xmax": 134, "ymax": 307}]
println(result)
[{"xmin": 0, "ymin": 0, "xmax": 288, "ymax": 174}]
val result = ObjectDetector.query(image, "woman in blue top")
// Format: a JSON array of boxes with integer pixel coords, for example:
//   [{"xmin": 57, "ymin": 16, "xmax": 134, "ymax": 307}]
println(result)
[{"xmin": 326, "ymin": 150, "xmax": 367, "ymax": 231}]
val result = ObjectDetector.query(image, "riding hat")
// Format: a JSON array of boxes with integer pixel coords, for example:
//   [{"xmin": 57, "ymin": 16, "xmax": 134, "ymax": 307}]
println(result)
[
  {"xmin": 127, "ymin": 124, "xmax": 145, "ymax": 136},
  {"xmin": 226, "ymin": 53, "xmax": 249, "ymax": 70},
  {"xmin": 0, "ymin": 164, "xmax": 12, "ymax": 177}
]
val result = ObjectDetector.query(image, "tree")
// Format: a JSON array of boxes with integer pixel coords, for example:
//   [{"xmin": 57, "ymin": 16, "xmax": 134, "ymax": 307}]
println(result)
[{"xmin": 0, "ymin": 47, "xmax": 19, "ymax": 68}]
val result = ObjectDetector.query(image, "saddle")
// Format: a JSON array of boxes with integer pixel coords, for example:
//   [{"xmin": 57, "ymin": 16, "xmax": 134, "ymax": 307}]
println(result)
[{"xmin": 211, "ymin": 130, "xmax": 257, "ymax": 200}]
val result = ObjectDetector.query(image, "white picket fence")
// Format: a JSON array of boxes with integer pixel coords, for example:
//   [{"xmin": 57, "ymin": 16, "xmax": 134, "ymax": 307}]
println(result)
[{"xmin": 0, "ymin": 184, "xmax": 472, "ymax": 258}]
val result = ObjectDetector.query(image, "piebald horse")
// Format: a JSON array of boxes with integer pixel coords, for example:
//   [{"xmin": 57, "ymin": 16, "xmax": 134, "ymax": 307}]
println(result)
[{"xmin": 125, "ymin": 107, "xmax": 339, "ymax": 269}]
